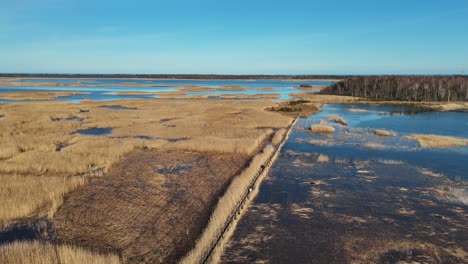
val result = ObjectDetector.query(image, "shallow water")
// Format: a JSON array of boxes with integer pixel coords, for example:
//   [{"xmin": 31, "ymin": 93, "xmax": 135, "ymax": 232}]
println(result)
[
  {"xmin": 222, "ymin": 104, "xmax": 468, "ymax": 263},
  {"xmin": 0, "ymin": 79, "xmax": 332, "ymax": 102},
  {"xmin": 76, "ymin": 127, "xmax": 112, "ymax": 135}
]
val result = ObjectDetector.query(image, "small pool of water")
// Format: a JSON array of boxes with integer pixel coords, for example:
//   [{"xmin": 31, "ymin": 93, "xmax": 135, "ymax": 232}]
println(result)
[
  {"xmin": 76, "ymin": 127, "xmax": 112, "ymax": 136},
  {"xmin": 101, "ymin": 105, "xmax": 137, "ymax": 110}
]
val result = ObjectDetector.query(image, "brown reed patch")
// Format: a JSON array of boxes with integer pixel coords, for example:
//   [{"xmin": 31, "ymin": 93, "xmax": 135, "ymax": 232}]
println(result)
[
  {"xmin": 0, "ymin": 174, "xmax": 85, "ymax": 227},
  {"xmin": 327, "ymin": 115, "xmax": 348, "ymax": 125},
  {"xmin": 409, "ymin": 134, "xmax": 468, "ymax": 148},
  {"xmin": 0, "ymin": 241, "xmax": 121, "ymax": 264},
  {"xmin": 311, "ymin": 124, "xmax": 335, "ymax": 134},
  {"xmin": 0, "ymin": 99, "xmax": 291, "ymax": 227},
  {"xmin": 52, "ymin": 149, "xmax": 250, "ymax": 263},
  {"xmin": 374, "ymin": 129, "xmax": 392, "ymax": 136}
]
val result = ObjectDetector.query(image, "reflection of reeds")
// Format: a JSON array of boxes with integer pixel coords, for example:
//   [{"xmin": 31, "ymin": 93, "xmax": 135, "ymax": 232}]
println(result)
[{"xmin": 0, "ymin": 241, "xmax": 121, "ymax": 264}]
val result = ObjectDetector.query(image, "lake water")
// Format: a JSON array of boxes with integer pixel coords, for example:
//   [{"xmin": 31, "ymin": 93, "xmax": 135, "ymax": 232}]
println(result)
[
  {"xmin": 222, "ymin": 104, "xmax": 468, "ymax": 263},
  {"xmin": 0, "ymin": 78, "xmax": 333, "ymax": 103}
]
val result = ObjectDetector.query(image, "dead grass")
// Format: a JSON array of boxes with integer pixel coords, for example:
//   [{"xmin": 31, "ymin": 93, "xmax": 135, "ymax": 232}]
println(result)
[
  {"xmin": 180, "ymin": 145, "xmax": 276, "ymax": 264},
  {"xmin": 363, "ymin": 142, "xmax": 386, "ymax": 149},
  {"xmin": 311, "ymin": 124, "xmax": 335, "ymax": 134},
  {"xmin": 0, "ymin": 91, "xmax": 88, "ymax": 100},
  {"xmin": 409, "ymin": 134, "xmax": 468, "ymax": 148},
  {"xmin": 0, "ymin": 241, "xmax": 121, "ymax": 264},
  {"xmin": 317, "ymin": 154, "xmax": 329, "ymax": 163},
  {"xmin": 374, "ymin": 129, "xmax": 392, "ymax": 137},
  {"xmin": 0, "ymin": 99, "xmax": 291, "ymax": 226},
  {"xmin": 272, "ymin": 129, "xmax": 287, "ymax": 145},
  {"xmin": 52, "ymin": 150, "xmax": 251, "ymax": 263},
  {"xmin": 0, "ymin": 174, "xmax": 85, "ymax": 227},
  {"xmin": 181, "ymin": 118, "xmax": 297, "ymax": 264},
  {"xmin": 327, "ymin": 115, "xmax": 348, "ymax": 125}
]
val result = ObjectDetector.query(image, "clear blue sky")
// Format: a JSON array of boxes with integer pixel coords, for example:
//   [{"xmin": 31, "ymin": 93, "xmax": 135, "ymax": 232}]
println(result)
[{"xmin": 1, "ymin": 0, "xmax": 467, "ymax": 74}]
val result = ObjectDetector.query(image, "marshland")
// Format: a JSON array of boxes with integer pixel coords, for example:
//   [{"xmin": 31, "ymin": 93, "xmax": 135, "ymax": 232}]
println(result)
[
  {"xmin": 3, "ymin": 1, "xmax": 468, "ymax": 263},
  {"xmin": 1, "ymin": 75, "xmax": 467, "ymax": 264}
]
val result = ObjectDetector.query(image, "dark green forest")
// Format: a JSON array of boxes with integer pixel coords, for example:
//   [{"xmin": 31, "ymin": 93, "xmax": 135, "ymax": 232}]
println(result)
[{"xmin": 321, "ymin": 76, "xmax": 468, "ymax": 101}]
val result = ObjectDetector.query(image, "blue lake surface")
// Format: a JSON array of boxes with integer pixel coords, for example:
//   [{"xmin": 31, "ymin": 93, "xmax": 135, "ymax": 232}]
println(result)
[{"xmin": 0, "ymin": 78, "xmax": 333, "ymax": 103}]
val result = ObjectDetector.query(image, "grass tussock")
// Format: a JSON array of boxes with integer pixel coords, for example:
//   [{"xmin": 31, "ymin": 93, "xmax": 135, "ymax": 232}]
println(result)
[
  {"xmin": 0, "ymin": 241, "xmax": 120, "ymax": 264},
  {"xmin": 374, "ymin": 129, "xmax": 392, "ymax": 137},
  {"xmin": 317, "ymin": 154, "xmax": 329, "ymax": 163},
  {"xmin": 409, "ymin": 134, "xmax": 468, "ymax": 148},
  {"xmin": 311, "ymin": 124, "xmax": 335, "ymax": 134},
  {"xmin": 327, "ymin": 115, "xmax": 348, "ymax": 126},
  {"xmin": 0, "ymin": 174, "xmax": 85, "ymax": 227}
]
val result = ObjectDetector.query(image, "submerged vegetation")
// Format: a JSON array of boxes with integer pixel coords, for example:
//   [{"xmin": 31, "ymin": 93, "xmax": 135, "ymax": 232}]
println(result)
[{"xmin": 322, "ymin": 76, "xmax": 468, "ymax": 102}]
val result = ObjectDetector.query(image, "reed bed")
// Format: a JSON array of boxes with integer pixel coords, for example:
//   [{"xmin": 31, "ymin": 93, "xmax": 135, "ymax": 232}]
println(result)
[
  {"xmin": 311, "ymin": 124, "xmax": 335, "ymax": 134},
  {"xmin": 317, "ymin": 154, "xmax": 330, "ymax": 163},
  {"xmin": 327, "ymin": 115, "xmax": 348, "ymax": 126},
  {"xmin": 409, "ymin": 134, "xmax": 468, "ymax": 148},
  {"xmin": 180, "ymin": 145, "xmax": 275, "ymax": 264},
  {"xmin": 0, "ymin": 174, "xmax": 85, "ymax": 227},
  {"xmin": 180, "ymin": 123, "xmax": 295, "ymax": 264},
  {"xmin": 0, "ymin": 241, "xmax": 121, "ymax": 264},
  {"xmin": 374, "ymin": 129, "xmax": 392, "ymax": 137},
  {"xmin": 0, "ymin": 99, "xmax": 292, "ymax": 226}
]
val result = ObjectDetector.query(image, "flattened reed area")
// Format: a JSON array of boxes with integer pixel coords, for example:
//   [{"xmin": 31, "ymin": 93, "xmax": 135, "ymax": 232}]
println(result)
[
  {"xmin": 52, "ymin": 149, "xmax": 250, "ymax": 263},
  {"xmin": 0, "ymin": 99, "xmax": 291, "ymax": 227}
]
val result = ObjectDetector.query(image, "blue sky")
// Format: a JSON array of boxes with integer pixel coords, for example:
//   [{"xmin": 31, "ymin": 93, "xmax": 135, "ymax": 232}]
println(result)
[{"xmin": 1, "ymin": 0, "xmax": 468, "ymax": 74}]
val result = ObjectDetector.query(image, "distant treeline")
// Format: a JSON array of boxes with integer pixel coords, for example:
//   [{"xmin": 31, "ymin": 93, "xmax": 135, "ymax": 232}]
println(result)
[
  {"xmin": 0, "ymin": 73, "xmax": 348, "ymax": 80},
  {"xmin": 321, "ymin": 76, "xmax": 468, "ymax": 102}
]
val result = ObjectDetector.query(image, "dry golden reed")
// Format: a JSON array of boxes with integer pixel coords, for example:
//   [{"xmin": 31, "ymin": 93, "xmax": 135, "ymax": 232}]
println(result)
[
  {"xmin": 311, "ymin": 124, "xmax": 335, "ymax": 134},
  {"xmin": 0, "ymin": 174, "xmax": 85, "ymax": 227},
  {"xmin": 374, "ymin": 129, "xmax": 392, "ymax": 137},
  {"xmin": 0, "ymin": 99, "xmax": 292, "ymax": 226},
  {"xmin": 409, "ymin": 134, "xmax": 468, "ymax": 148},
  {"xmin": 0, "ymin": 241, "xmax": 121, "ymax": 264},
  {"xmin": 180, "ymin": 119, "xmax": 296, "ymax": 264}
]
